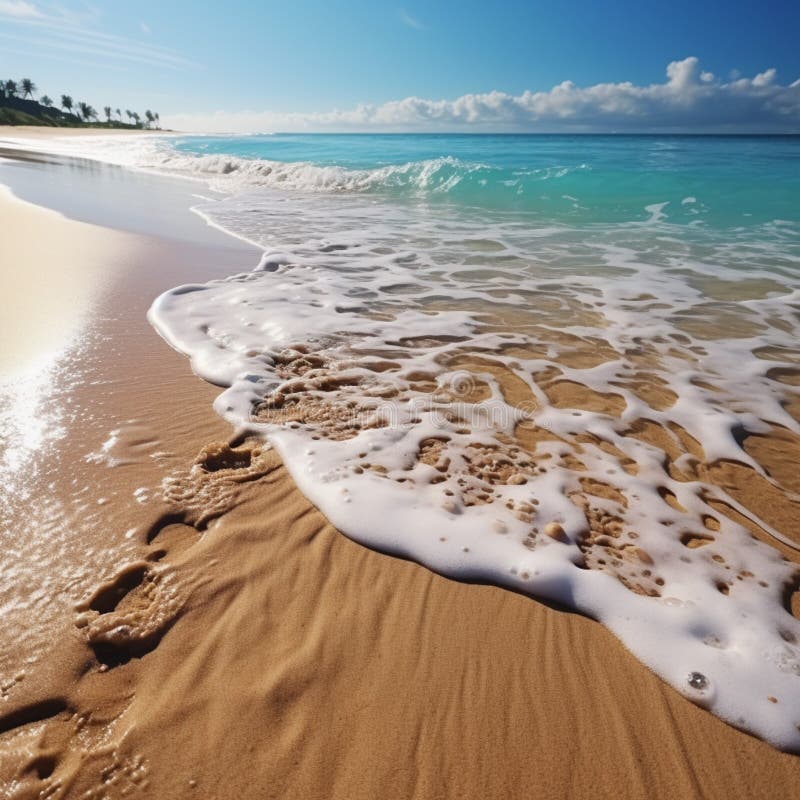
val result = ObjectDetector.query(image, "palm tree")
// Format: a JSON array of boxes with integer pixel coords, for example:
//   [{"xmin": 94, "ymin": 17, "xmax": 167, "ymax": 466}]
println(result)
[
  {"xmin": 77, "ymin": 101, "xmax": 97, "ymax": 122},
  {"xmin": 20, "ymin": 78, "xmax": 36, "ymax": 99},
  {"xmin": 0, "ymin": 74, "xmax": 166, "ymax": 128}
]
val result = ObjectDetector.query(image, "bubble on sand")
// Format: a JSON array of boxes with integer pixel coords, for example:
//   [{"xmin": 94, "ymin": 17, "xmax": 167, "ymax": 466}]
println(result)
[{"xmin": 687, "ymin": 671, "xmax": 709, "ymax": 691}]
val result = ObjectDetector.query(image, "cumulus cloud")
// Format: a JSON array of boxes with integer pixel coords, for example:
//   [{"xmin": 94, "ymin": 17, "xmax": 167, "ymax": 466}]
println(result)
[
  {"xmin": 752, "ymin": 68, "xmax": 776, "ymax": 87},
  {"xmin": 164, "ymin": 57, "xmax": 800, "ymax": 134}
]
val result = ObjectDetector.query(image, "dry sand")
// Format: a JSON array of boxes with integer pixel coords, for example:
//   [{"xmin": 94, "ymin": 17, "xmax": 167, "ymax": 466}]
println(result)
[
  {"xmin": 0, "ymin": 126, "xmax": 160, "ymax": 139},
  {"xmin": 1, "ymin": 154, "xmax": 799, "ymax": 799}
]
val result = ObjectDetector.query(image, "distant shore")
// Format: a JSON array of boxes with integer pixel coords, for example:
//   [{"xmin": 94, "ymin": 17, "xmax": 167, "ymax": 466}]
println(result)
[{"xmin": 0, "ymin": 137, "xmax": 799, "ymax": 799}]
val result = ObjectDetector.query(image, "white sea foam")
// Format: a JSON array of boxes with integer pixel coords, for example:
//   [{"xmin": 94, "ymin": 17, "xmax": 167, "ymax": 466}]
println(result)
[
  {"xmin": 147, "ymin": 181, "xmax": 800, "ymax": 750},
  {"xmin": 146, "ymin": 151, "xmax": 513, "ymax": 201}
]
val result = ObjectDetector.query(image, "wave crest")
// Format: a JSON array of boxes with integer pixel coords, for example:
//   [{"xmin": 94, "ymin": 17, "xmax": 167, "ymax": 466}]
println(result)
[
  {"xmin": 149, "ymin": 150, "xmax": 490, "ymax": 193},
  {"xmin": 140, "ymin": 145, "xmax": 591, "ymax": 201}
]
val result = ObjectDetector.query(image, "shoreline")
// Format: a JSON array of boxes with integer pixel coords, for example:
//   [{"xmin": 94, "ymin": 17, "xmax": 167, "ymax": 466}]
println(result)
[{"xmin": 1, "ymin": 136, "xmax": 799, "ymax": 798}]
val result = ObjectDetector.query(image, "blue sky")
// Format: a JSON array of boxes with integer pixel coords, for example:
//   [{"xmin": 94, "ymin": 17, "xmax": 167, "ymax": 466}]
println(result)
[{"xmin": 1, "ymin": 0, "xmax": 799, "ymax": 131}]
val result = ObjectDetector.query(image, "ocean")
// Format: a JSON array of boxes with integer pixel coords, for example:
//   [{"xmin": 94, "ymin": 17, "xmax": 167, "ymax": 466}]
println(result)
[
  {"xmin": 168, "ymin": 132, "xmax": 800, "ymax": 225},
  {"xmin": 94, "ymin": 133, "xmax": 800, "ymax": 749}
]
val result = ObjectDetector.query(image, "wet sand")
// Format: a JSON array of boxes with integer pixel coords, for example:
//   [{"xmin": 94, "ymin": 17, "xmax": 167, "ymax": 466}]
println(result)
[{"xmin": 1, "ymin": 144, "xmax": 799, "ymax": 799}]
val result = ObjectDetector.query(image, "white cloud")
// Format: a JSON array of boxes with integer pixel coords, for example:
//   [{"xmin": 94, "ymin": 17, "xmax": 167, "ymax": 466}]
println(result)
[
  {"xmin": 398, "ymin": 8, "xmax": 423, "ymax": 30},
  {"xmin": 0, "ymin": 0, "xmax": 41, "ymax": 17},
  {"xmin": 140, "ymin": 21, "xmax": 151, "ymax": 35},
  {"xmin": 164, "ymin": 57, "xmax": 800, "ymax": 134},
  {"xmin": 752, "ymin": 68, "xmax": 776, "ymax": 87},
  {"xmin": 0, "ymin": 3, "xmax": 192, "ymax": 69}
]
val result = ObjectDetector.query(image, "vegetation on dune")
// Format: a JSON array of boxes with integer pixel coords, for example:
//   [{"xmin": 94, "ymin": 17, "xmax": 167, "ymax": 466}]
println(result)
[
  {"xmin": 0, "ymin": 106, "xmax": 55, "ymax": 126},
  {"xmin": 0, "ymin": 76, "xmax": 163, "ymax": 129}
]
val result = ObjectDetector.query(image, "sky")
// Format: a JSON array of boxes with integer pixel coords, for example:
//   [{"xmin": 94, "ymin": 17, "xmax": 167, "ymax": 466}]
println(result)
[{"xmin": 0, "ymin": 0, "xmax": 799, "ymax": 132}]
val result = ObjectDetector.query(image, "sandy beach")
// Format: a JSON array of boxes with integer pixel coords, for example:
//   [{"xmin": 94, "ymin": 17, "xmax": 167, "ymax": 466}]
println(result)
[
  {"xmin": 0, "ymin": 126, "xmax": 157, "ymax": 139},
  {"xmin": 1, "ymin": 130, "xmax": 799, "ymax": 800}
]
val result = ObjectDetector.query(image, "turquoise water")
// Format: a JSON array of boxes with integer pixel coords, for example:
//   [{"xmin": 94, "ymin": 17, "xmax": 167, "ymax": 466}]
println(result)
[{"xmin": 170, "ymin": 133, "xmax": 800, "ymax": 226}]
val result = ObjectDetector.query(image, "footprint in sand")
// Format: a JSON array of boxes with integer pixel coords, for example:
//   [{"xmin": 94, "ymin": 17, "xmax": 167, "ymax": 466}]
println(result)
[
  {"xmin": 74, "ymin": 439, "xmax": 274, "ymax": 669},
  {"xmin": 74, "ymin": 560, "xmax": 182, "ymax": 668},
  {"xmin": 145, "ymin": 513, "xmax": 203, "ymax": 561}
]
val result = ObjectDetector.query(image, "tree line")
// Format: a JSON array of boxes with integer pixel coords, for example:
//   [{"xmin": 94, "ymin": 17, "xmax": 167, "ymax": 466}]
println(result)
[{"xmin": 0, "ymin": 77, "xmax": 161, "ymax": 128}]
